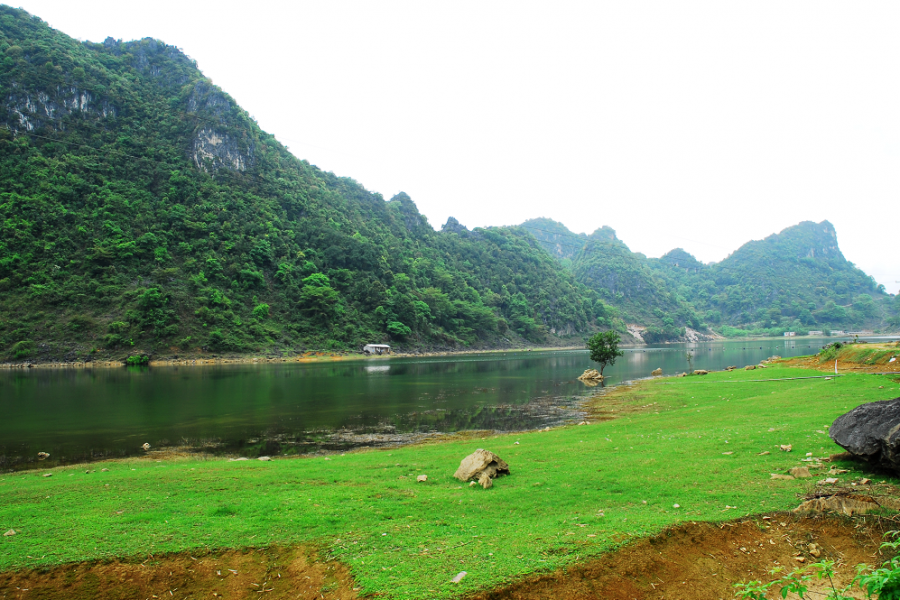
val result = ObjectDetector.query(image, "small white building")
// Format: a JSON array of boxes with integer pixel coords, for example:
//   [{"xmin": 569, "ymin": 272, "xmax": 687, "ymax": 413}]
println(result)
[
  {"xmin": 784, "ymin": 331, "xmax": 796, "ymax": 337},
  {"xmin": 807, "ymin": 330, "xmax": 823, "ymax": 336},
  {"xmin": 363, "ymin": 344, "xmax": 391, "ymax": 355},
  {"xmin": 831, "ymin": 330, "xmax": 845, "ymax": 336}
]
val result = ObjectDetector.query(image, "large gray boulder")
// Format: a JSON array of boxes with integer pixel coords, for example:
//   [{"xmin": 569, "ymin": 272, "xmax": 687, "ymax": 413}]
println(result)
[{"xmin": 829, "ymin": 397, "xmax": 900, "ymax": 471}]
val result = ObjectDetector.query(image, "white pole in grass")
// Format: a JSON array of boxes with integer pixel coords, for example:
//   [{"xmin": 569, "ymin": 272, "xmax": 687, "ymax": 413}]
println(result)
[{"xmin": 835, "ymin": 360, "xmax": 838, "ymax": 378}]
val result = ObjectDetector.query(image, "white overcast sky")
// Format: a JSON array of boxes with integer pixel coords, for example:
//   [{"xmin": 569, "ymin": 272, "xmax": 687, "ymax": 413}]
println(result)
[{"xmin": 13, "ymin": 1, "xmax": 900, "ymax": 293}]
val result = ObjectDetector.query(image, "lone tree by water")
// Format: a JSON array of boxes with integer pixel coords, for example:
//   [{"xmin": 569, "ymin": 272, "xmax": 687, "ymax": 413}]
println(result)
[{"xmin": 587, "ymin": 331, "xmax": 624, "ymax": 376}]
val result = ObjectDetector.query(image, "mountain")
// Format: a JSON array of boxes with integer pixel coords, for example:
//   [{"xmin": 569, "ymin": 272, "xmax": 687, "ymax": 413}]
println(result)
[
  {"xmin": 520, "ymin": 219, "xmax": 700, "ymax": 341},
  {"xmin": 647, "ymin": 220, "xmax": 893, "ymax": 334},
  {"xmin": 520, "ymin": 218, "xmax": 895, "ymax": 337},
  {"xmin": 0, "ymin": 7, "xmax": 610, "ymax": 362}
]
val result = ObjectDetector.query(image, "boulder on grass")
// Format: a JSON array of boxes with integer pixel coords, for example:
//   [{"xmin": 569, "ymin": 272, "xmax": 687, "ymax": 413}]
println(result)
[
  {"xmin": 829, "ymin": 397, "xmax": 900, "ymax": 472},
  {"xmin": 453, "ymin": 449, "xmax": 510, "ymax": 489},
  {"xmin": 651, "ymin": 368, "xmax": 662, "ymax": 376}
]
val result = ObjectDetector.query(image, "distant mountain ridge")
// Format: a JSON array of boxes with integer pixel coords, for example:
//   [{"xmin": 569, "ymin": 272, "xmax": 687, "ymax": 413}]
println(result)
[{"xmin": 521, "ymin": 218, "xmax": 896, "ymax": 337}]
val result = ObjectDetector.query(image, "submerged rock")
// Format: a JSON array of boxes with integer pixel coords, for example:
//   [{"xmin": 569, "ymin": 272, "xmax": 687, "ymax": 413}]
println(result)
[
  {"xmin": 577, "ymin": 369, "xmax": 604, "ymax": 381},
  {"xmin": 829, "ymin": 397, "xmax": 900, "ymax": 472},
  {"xmin": 453, "ymin": 449, "xmax": 510, "ymax": 489}
]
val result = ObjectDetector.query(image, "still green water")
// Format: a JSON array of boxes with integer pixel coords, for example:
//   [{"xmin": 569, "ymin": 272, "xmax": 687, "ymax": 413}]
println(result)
[{"xmin": 0, "ymin": 337, "xmax": 888, "ymax": 469}]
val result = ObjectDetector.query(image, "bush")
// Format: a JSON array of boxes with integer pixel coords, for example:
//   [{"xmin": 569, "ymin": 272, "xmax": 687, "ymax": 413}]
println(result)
[{"xmin": 125, "ymin": 354, "xmax": 149, "ymax": 366}]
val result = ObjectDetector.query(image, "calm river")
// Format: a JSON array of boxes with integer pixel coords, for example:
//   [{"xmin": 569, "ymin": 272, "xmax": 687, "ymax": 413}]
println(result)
[{"xmin": 1, "ymin": 336, "xmax": 893, "ymax": 470}]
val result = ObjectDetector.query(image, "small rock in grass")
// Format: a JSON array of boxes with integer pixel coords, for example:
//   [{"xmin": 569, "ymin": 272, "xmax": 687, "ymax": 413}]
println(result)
[
  {"xmin": 860, "ymin": 478, "xmax": 871, "ymax": 485},
  {"xmin": 758, "ymin": 451, "xmax": 771, "ymax": 456},
  {"xmin": 416, "ymin": 474, "xmax": 427, "ymax": 482},
  {"xmin": 780, "ymin": 444, "xmax": 793, "ymax": 452},
  {"xmin": 257, "ymin": 456, "xmax": 271, "ymax": 461},
  {"xmin": 795, "ymin": 556, "xmax": 806, "ymax": 563},
  {"xmin": 142, "ymin": 443, "xmax": 150, "ymax": 451},
  {"xmin": 451, "ymin": 571, "xmax": 467, "ymax": 583},
  {"xmin": 101, "ymin": 468, "xmax": 109, "ymax": 472},
  {"xmin": 821, "ymin": 477, "xmax": 839, "ymax": 484},
  {"xmin": 42, "ymin": 473, "xmax": 52, "ymax": 478},
  {"xmin": 788, "ymin": 467, "xmax": 812, "ymax": 478},
  {"xmin": 2, "ymin": 529, "xmax": 15, "ymax": 536},
  {"xmin": 722, "ymin": 452, "xmax": 733, "ymax": 455},
  {"xmin": 37, "ymin": 452, "xmax": 49, "ymax": 460},
  {"xmin": 771, "ymin": 474, "xmax": 795, "ymax": 480},
  {"xmin": 673, "ymin": 503, "xmax": 680, "ymax": 508}
]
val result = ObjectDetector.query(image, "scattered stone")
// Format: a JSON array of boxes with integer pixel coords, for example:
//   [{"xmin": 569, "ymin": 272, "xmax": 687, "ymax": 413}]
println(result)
[
  {"xmin": 677, "ymin": 372, "xmax": 687, "ymax": 378},
  {"xmin": 453, "ymin": 449, "xmax": 510, "ymax": 489},
  {"xmin": 2, "ymin": 529, "xmax": 15, "ymax": 536},
  {"xmin": 101, "ymin": 468, "xmax": 109, "ymax": 472},
  {"xmin": 794, "ymin": 494, "xmax": 879, "ymax": 516},
  {"xmin": 42, "ymin": 473, "xmax": 52, "ymax": 478},
  {"xmin": 821, "ymin": 477, "xmax": 839, "ymax": 485},
  {"xmin": 780, "ymin": 444, "xmax": 793, "ymax": 452},
  {"xmin": 808, "ymin": 543, "xmax": 821, "ymax": 558},
  {"xmin": 228, "ymin": 457, "xmax": 250, "ymax": 462},
  {"xmin": 795, "ymin": 556, "xmax": 806, "ymax": 563},
  {"xmin": 651, "ymin": 368, "xmax": 663, "ymax": 376},
  {"xmin": 451, "ymin": 571, "xmax": 467, "ymax": 583},
  {"xmin": 725, "ymin": 366, "xmax": 737, "ymax": 371},
  {"xmin": 577, "ymin": 369, "xmax": 604, "ymax": 381},
  {"xmin": 673, "ymin": 504, "xmax": 680, "ymax": 508},
  {"xmin": 828, "ymin": 468, "xmax": 848, "ymax": 475},
  {"xmin": 829, "ymin": 397, "xmax": 900, "ymax": 473},
  {"xmin": 745, "ymin": 365, "xmax": 757, "ymax": 370},
  {"xmin": 142, "ymin": 443, "xmax": 150, "ymax": 451},
  {"xmin": 758, "ymin": 451, "xmax": 771, "ymax": 456},
  {"xmin": 771, "ymin": 474, "xmax": 795, "ymax": 480},
  {"xmin": 257, "ymin": 456, "xmax": 271, "ymax": 461},
  {"xmin": 758, "ymin": 364, "xmax": 767, "ymax": 369},
  {"xmin": 416, "ymin": 475, "xmax": 428, "ymax": 483},
  {"xmin": 36, "ymin": 452, "xmax": 49, "ymax": 460},
  {"xmin": 788, "ymin": 467, "xmax": 812, "ymax": 478},
  {"xmin": 578, "ymin": 421, "xmax": 587, "ymax": 426},
  {"xmin": 860, "ymin": 478, "xmax": 871, "ymax": 485},
  {"xmin": 722, "ymin": 452, "xmax": 733, "ymax": 455},
  {"xmin": 693, "ymin": 370, "xmax": 709, "ymax": 375}
]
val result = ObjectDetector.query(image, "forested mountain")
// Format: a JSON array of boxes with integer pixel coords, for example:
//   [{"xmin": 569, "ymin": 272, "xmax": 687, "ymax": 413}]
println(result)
[
  {"xmin": 0, "ymin": 7, "xmax": 610, "ymax": 362},
  {"xmin": 520, "ymin": 219, "xmax": 701, "ymax": 341},
  {"xmin": 0, "ymin": 7, "xmax": 895, "ymax": 363},
  {"xmin": 522, "ymin": 216, "xmax": 896, "ymax": 338},
  {"xmin": 647, "ymin": 220, "xmax": 895, "ymax": 335}
]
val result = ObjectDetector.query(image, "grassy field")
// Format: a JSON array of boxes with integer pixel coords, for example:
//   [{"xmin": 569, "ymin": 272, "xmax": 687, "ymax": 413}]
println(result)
[{"xmin": 1, "ymin": 365, "xmax": 898, "ymax": 598}]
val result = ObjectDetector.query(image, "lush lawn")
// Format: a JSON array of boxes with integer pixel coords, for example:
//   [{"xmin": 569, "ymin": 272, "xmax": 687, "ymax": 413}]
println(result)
[{"xmin": 1, "ymin": 366, "xmax": 898, "ymax": 598}]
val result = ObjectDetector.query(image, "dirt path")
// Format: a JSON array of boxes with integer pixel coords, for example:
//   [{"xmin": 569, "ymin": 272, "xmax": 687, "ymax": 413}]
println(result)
[
  {"xmin": 2, "ymin": 514, "xmax": 893, "ymax": 600},
  {"xmin": 468, "ymin": 513, "xmax": 892, "ymax": 600}
]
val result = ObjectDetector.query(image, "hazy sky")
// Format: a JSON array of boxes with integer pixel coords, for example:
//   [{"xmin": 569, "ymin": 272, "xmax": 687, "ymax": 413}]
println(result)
[{"xmin": 13, "ymin": 1, "xmax": 900, "ymax": 292}]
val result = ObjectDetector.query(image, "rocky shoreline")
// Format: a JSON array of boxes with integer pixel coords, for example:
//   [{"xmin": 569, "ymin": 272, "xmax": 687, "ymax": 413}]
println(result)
[{"xmin": 0, "ymin": 344, "xmax": 587, "ymax": 370}]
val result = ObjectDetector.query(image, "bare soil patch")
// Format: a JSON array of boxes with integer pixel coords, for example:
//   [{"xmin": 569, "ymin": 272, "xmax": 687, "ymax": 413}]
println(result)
[
  {"xmin": 468, "ymin": 514, "xmax": 894, "ymax": 600},
  {"xmin": 0, "ymin": 546, "xmax": 360, "ymax": 600},
  {"xmin": 3, "ymin": 514, "xmax": 893, "ymax": 600}
]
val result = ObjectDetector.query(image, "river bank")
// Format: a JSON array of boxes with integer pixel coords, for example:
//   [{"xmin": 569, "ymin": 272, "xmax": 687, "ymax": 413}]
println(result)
[
  {"xmin": 2, "ymin": 365, "xmax": 898, "ymax": 598},
  {"xmin": 0, "ymin": 344, "xmax": 587, "ymax": 370}
]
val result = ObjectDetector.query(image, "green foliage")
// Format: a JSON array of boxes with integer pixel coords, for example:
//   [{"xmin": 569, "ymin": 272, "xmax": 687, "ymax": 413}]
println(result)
[
  {"xmin": 586, "ymin": 330, "xmax": 623, "ymax": 375},
  {"xmin": 124, "ymin": 354, "xmax": 149, "ymax": 366},
  {"xmin": 0, "ymin": 6, "xmax": 605, "ymax": 358}
]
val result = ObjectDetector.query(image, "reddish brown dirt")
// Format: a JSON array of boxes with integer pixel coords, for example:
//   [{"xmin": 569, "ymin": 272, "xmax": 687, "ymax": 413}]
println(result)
[
  {"xmin": 0, "ymin": 546, "xmax": 360, "ymax": 600},
  {"xmin": 468, "ymin": 514, "xmax": 893, "ymax": 600},
  {"xmin": 1, "ymin": 515, "xmax": 894, "ymax": 599}
]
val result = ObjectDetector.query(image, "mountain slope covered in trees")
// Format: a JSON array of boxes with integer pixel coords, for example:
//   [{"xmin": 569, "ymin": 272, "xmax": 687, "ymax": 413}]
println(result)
[
  {"xmin": 0, "ymin": 7, "xmax": 895, "ymax": 363},
  {"xmin": 521, "ymin": 216, "xmax": 896, "ymax": 337},
  {"xmin": 0, "ymin": 7, "xmax": 612, "ymax": 362}
]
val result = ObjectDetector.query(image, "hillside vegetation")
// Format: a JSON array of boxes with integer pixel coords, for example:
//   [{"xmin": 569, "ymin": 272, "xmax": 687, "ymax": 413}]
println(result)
[
  {"xmin": 0, "ymin": 7, "xmax": 896, "ymax": 362},
  {"xmin": 0, "ymin": 7, "xmax": 609, "ymax": 362},
  {"xmin": 521, "ymin": 217, "xmax": 897, "ymax": 340}
]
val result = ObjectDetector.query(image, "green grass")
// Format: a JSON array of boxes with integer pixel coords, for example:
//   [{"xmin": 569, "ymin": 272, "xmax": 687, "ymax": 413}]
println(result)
[{"xmin": 1, "ymin": 366, "xmax": 899, "ymax": 598}]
